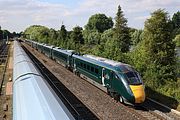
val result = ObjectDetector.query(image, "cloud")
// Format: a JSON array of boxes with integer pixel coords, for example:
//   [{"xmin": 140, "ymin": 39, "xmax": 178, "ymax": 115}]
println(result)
[
  {"xmin": 0, "ymin": 16, "xmax": 7, "ymax": 24},
  {"xmin": 135, "ymin": 15, "xmax": 151, "ymax": 21},
  {"xmin": 0, "ymin": 0, "xmax": 179, "ymax": 32},
  {"xmin": 120, "ymin": 0, "xmax": 179, "ymax": 13}
]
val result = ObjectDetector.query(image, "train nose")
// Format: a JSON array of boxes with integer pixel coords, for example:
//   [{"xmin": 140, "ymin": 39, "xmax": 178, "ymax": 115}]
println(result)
[{"xmin": 130, "ymin": 85, "xmax": 145, "ymax": 103}]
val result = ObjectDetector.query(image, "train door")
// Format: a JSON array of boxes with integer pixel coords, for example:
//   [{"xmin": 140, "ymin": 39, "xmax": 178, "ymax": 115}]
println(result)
[
  {"xmin": 73, "ymin": 58, "xmax": 77, "ymax": 71},
  {"xmin": 102, "ymin": 68, "xmax": 112, "ymax": 88},
  {"xmin": 50, "ymin": 47, "xmax": 53, "ymax": 59},
  {"xmin": 111, "ymin": 72, "xmax": 126, "ymax": 99},
  {"xmin": 69, "ymin": 54, "xmax": 73, "ymax": 68}
]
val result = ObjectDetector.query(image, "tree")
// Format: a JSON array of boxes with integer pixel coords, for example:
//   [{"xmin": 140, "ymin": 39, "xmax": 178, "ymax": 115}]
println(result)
[
  {"xmin": 85, "ymin": 14, "xmax": 113, "ymax": 33},
  {"xmin": 99, "ymin": 29, "xmax": 114, "ymax": 56},
  {"xmin": 171, "ymin": 11, "xmax": 180, "ymax": 38},
  {"xmin": 114, "ymin": 5, "xmax": 131, "ymax": 53},
  {"xmin": 130, "ymin": 29, "xmax": 143, "ymax": 46},
  {"xmin": 70, "ymin": 26, "xmax": 84, "ymax": 51},
  {"xmin": 172, "ymin": 11, "xmax": 180, "ymax": 29},
  {"xmin": 49, "ymin": 28, "xmax": 58, "ymax": 45},
  {"xmin": 2, "ymin": 30, "xmax": 12, "ymax": 39},
  {"xmin": 142, "ymin": 9, "xmax": 176, "ymax": 84},
  {"xmin": 57, "ymin": 25, "xmax": 67, "ymax": 47},
  {"xmin": 173, "ymin": 34, "xmax": 180, "ymax": 47},
  {"xmin": 83, "ymin": 30, "xmax": 101, "ymax": 45},
  {"xmin": 0, "ymin": 29, "xmax": 3, "ymax": 40},
  {"xmin": 24, "ymin": 25, "xmax": 50, "ymax": 43}
]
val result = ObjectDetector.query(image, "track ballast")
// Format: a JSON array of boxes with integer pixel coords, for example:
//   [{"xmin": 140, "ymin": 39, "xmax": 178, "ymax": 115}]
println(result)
[{"xmin": 21, "ymin": 44, "xmax": 99, "ymax": 120}]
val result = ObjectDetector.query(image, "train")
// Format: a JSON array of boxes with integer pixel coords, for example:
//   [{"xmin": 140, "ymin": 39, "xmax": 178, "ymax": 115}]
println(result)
[
  {"xmin": 24, "ymin": 39, "xmax": 146, "ymax": 104},
  {"xmin": 13, "ymin": 41, "xmax": 75, "ymax": 120}
]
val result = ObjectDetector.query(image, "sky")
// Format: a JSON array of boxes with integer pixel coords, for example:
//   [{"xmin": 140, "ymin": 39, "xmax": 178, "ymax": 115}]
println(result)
[{"xmin": 0, "ymin": 0, "xmax": 179, "ymax": 32}]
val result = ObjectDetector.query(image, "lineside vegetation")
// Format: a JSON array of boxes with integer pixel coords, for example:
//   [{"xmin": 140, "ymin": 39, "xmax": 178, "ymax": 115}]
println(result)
[{"xmin": 21, "ymin": 6, "xmax": 180, "ymax": 109}]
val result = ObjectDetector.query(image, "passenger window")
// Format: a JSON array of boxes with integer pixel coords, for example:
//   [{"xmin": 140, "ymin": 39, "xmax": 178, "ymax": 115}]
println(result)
[
  {"xmin": 95, "ymin": 68, "xmax": 99, "ymax": 74},
  {"xmin": 91, "ymin": 67, "xmax": 94, "ymax": 72},
  {"xmin": 87, "ymin": 65, "xmax": 90, "ymax": 70},
  {"xmin": 84, "ymin": 64, "xmax": 86, "ymax": 69},
  {"xmin": 80, "ymin": 63, "xmax": 83, "ymax": 67}
]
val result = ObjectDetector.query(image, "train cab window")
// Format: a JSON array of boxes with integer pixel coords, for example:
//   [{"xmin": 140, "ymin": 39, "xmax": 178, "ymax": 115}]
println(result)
[
  {"xmin": 95, "ymin": 68, "xmax": 99, "ymax": 74},
  {"xmin": 87, "ymin": 65, "xmax": 90, "ymax": 70},
  {"xmin": 125, "ymin": 71, "xmax": 142, "ymax": 85},
  {"xmin": 91, "ymin": 67, "xmax": 94, "ymax": 72}
]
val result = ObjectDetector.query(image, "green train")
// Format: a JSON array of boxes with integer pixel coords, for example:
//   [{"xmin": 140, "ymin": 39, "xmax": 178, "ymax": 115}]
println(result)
[{"xmin": 25, "ymin": 40, "xmax": 146, "ymax": 104}]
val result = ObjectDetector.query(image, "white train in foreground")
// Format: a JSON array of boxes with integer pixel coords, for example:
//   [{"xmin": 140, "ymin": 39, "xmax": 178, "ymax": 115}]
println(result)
[{"xmin": 13, "ymin": 41, "xmax": 75, "ymax": 120}]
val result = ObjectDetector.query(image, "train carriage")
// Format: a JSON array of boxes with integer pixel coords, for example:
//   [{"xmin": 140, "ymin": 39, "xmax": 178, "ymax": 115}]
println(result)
[
  {"xmin": 37, "ymin": 43, "xmax": 44, "ymax": 53},
  {"xmin": 73, "ymin": 54, "xmax": 145, "ymax": 104},
  {"xmin": 13, "ymin": 41, "xmax": 75, "ymax": 120},
  {"xmin": 52, "ymin": 48, "xmax": 74, "ymax": 68},
  {"xmin": 32, "ymin": 41, "xmax": 38, "ymax": 49},
  {"xmin": 42, "ymin": 45, "xmax": 53, "ymax": 58},
  {"xmin": 73, "ymin": 55, "xmax": 102, "ymax": 84}
]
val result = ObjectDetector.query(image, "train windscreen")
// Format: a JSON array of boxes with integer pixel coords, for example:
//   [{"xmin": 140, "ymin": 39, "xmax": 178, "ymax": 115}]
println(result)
[
  {"xmin": 119, "ymin": 65, "xmax": 142, "ymax": 85},
  {"xmin": 125, "ymin": 71, "xmax": 142, "ymax": 85}
]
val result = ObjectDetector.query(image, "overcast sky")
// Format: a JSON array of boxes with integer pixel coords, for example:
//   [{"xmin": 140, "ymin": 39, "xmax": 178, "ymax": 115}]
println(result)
[{"xmin": 0, "ymin": 0, "xmax": 179, "ymax": 32}]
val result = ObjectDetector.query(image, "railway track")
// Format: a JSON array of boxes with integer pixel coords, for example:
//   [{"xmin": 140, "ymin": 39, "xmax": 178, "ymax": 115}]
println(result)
[
  {"xmin": 137, "ymin": 99, "xmax": 180, "ymax": 120},
  {"xmin": 0, "ymin": 42, "xmax": 8, "ymax": 65},
  {"xmin": 0, "ymin": 42, "xmax": 9, "ymax": 93},
  {"xmin": 21, "ymin": 44, "xmax": 99, "ymax": 120},
  {"xmin": 22, "ymin": 41, "xmax": 180, "ymax": 120}
]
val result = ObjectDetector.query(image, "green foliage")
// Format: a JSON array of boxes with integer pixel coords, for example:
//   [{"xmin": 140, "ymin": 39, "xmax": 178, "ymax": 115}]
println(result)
[
  {"xmin": 143, "ymin": 9, "xmax": 176, "ymax": 80},
  {"xmin": 0, "ymin": 28, "xmax": 12, "ymax": 40},
  {"xmin": 24, "ymin": 25, "xmax": 50, "ymax": 43},
  {"xmin": 49, "ymin": 28, "xmax": 58, "ymax": 45},
  {"xmin": 85, "ymin": 14, "xmax": 113, "ymax": 33},
  {"xmin": 101, "ymin": 29, "xmax": 114, "ymax": 44},
  {"xmin": 174, "ymin": 34, "xmax": 180, "ymax": 47},
  {"xmin": 114, "ymin": 5, "xmax": 131, "ymax": 53},
  {"xmin": 70, "ymin": 26, "xmax": 84, "ymax": 51},
  {"xmin": 57, "ymin": 25, "xmax": 68, "ymax": 47},
  {"xmin": 172, "ymin": 11, "xmax": 180, "ymax": 29},
  {"xmin": 83, "ymin": 30, "xmax": 101, "ymax": 45},
  {"xmin": 130, "ymin": 29, "xmax": 143, "ymax": 46},
  {"xmin": 0, "ymin": 30, "xmax": 3, "ymax": 40},
  {"xmin": 130, "ymin": 9, "xmax": 177, "ymax": 99},
  {"xmin": 129, "ymin": 41, "xmax": 148, "ymax": 75},
  {"xmin": 1, "ymin": 30, "xmax": 12, "ymax": 39},
  {"xmin": 170, "ymin": 11, "xmax": 180, "ymax": 39}
]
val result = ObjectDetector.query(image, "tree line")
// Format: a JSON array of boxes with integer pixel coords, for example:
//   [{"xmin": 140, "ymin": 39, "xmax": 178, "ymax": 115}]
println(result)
[
  {"xmin": 0, "ymin": 26, "xmax": 21, "ymax": 40},
  {"xmin": 23, "ymin": 5, "xmax": 180, "ymax": 105}
]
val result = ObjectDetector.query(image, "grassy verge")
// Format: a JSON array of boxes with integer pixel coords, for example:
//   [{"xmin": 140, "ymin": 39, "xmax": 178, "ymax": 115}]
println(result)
[{"xmin": 146, "ymin": 84, "xmax": 180, "ymax": 111}]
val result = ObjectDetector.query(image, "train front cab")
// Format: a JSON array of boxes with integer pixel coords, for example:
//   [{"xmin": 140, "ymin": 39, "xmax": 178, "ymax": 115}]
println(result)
[
  {"xmin": 124, "ymin": 69, "xmax": 145, "ymax": 104},
  {"xmin": 105, "ymin": 66, "xmax": 145, "ymax": 104}
]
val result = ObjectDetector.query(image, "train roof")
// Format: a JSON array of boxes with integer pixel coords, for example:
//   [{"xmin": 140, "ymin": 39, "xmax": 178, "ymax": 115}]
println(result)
[
  {"xmin": 13, "ymin": 41, "xmax": 40, "ymax": 81},
  {"xmin": 73, "ymin": 54, "xmax": 133, "ymax": 73},
  {"xmin": 13, "ymin": 41, "xmax": 75, "ymax": 120},
  {"xmin": 43, "ymin": 44, "xmax": 54, "ymax": 48},
  {"xmin": 36, "ymin": 42, "xmax": 45, "ymax": 45},
  {"xmin": 73, "ymin": 54, "xmax": 118, "ymax": 71},
  {"xmin": 83, "ymin": 55, "xmax": 124, "ymax": 66},
  {"xmin": 53, "ymin": 47, "xmax": 74, "ymax": 56}
]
